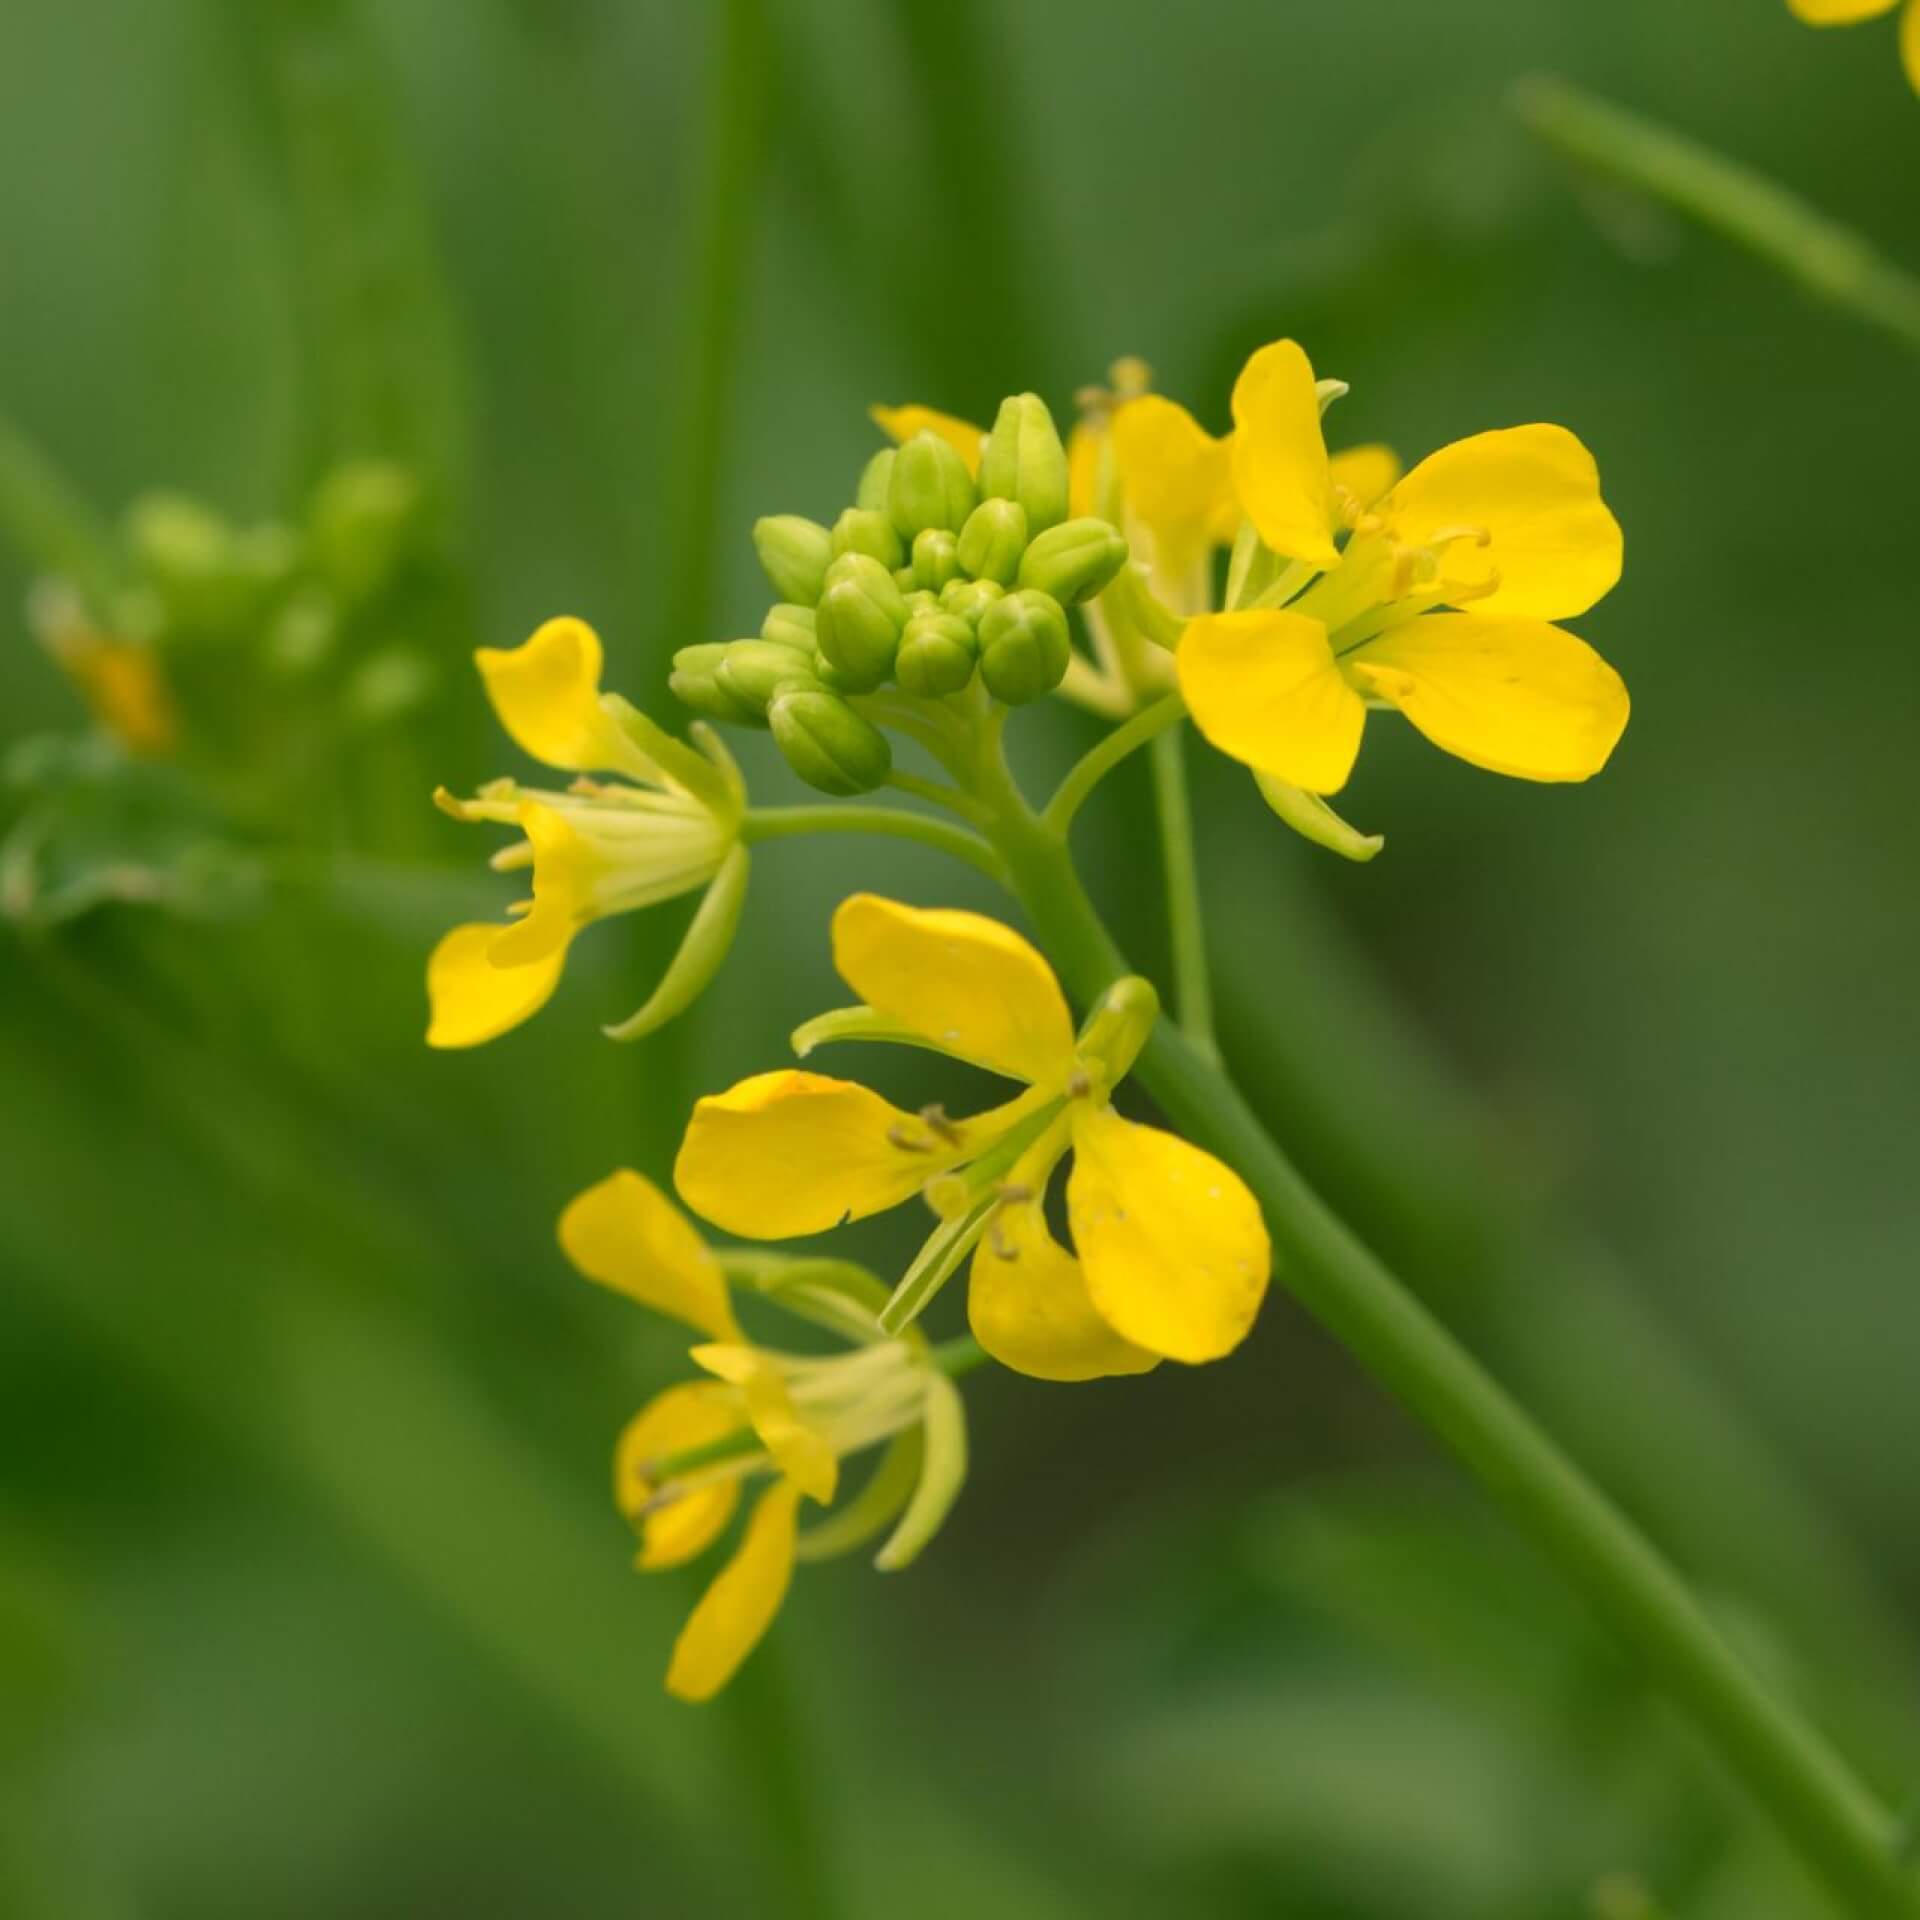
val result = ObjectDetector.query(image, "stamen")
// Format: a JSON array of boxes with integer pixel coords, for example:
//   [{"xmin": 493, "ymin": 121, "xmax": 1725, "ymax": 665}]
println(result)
[
  {"xmin": 1066, "ymin": 1069, "xmax": 1093, "ymax": 1098},
  {"xmin": 918, "ymin": 1104, "xmax": 964, "ymax": 1146},
  {"xmin": 887, "ymin": 1123, "xmax": 936, "ymax": 1154}
]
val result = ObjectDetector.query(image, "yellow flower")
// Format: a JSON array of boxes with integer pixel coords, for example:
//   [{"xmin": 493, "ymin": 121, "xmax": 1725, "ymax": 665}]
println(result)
[
  {"xmin": 1173, "ymin": 337, "xmax": 1628, "ymax": 796},
  {"xmin": 559, "ymin": 1168, "xmax": 966, "ymax": 1701},
  {"xmin": 1788, "ymin": 0, "xmax": 1920, "ymax": 91},
  {"xmin": 674, "ymin": 895, "xmax": 1271, "ymax": 1376},
  {"xmin": 29, "ymin": 587, "xmax": 178, "ymax": 757},
  {"xmin": 426, "ymin": 617, "xmax": 747, "ymax": 1048}
]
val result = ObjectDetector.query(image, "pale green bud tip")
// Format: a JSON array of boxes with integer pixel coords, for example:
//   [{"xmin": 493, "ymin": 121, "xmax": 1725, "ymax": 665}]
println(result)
[
  {"xmin": 940, "ymin": 577, "xmax": 1004, "ymax": 627},
  {"xmin": 769, "ymin": 688, "xmax": 892, "ymax": 795},
  {"xmin": 716, "ymin": 639, "xmax": 827, "ymax": 718},
  {"xmin": 752, "ymin": 514, "xmax": 833, "ymax": 604},
  {"xmin": 979, "ymin": 393, "xmax": 1069, "ymax": 534},
  {"xmin": 760, "ymin": 603, "xmax": 817, "ymax": 651},
  {"xmin": 832, "ymin": 506, "xmax": 905, "ymax": 570},
  {"xmin": 977, "ymin": 588, "xmax": 1070, "ymax": 705},
  {"xmin": 816, "ymin": 553, "xmax": 908, "ymax": 693},
  {"xmin": 894, "ymin": 611, "xmax": 978, "ymax": 698},
  {"xmin": 912, "ymin": 527, "xmax": 961, "ymax": 592},
  {"xmin": 671, "ymin": 641, "xmax": 766, "ymax": 726},
  {"xmin": 887, "ymin": 431, "xmax": 977, "ymax": 540},
  {"xmin": 955, "ymin": 497, "xmax": 1028, "ymax": 585},
  {"xmin": 1017, "ymin": 516, "xmax": 1129, "ymax": 606},
  {"xmin": 856, "ymin": 448, "xmax": 896, "ymax": 514}
]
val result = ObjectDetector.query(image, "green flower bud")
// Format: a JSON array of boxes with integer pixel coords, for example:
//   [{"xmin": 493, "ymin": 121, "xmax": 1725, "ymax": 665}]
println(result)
[
  {"xmin": 903, "ymin": 588, "xmax": 940, "ymax": 618},
  {"xmin": 856, "ymin": 447, "xmax": 896, "ymax": 514},
  {"xmin": 831, "ymin": 505, "xmax": 905, "ymax": 570},
  {"xmin": 977, "ymin": 589, "xmax": 1071, "ymax": 705},
  {"xmin": 815, "ymin": 553, "xmax": 908, "ymax": 692},
  {"xmin": 811, "ymin": 648, "xmax": 862, "ymax": 695},
  {"xmin": 760, "ymin": 603, "xmax": 817, "ymax": 652},
  {"xmin": 955, "ymin": 497, "xmax": 1028, "ymax": 585},
  {"xmin": 1016, "ymin": 516, "xmax": 1129, "ymax": 606},
  {"xmin": 887, "ymin": 430, "xmax": 977, "ymax": 539},
  {"xmin": 911, "ymin": 527, "xmax": 961, "ymax": 592},
  {"xmin": 716, "ymin": 639, "xmax": 827, "ymax": 719},
  {"xmin": 769, "ymin": 687, "xmax": 892, "ymax": 795},
  {"xmin": 978, "ymin": 393, "xmax": 1068, "ymax": 534},
  {"xmin": 894, "ymin": 611, "xmax": 978, "ymax": 697},
  {"xmin": 671, "ymin": 641, "xmax": 763, "ymax": 725},
  {"xmin": 893, "ymin": 565, "xmax": 919, "ymax": 593},
  {"xmin": 752, "ymin": 514, "xmax": 833, "ymax": 604},
  {"xmin": 940, "ymin": 577, "xmax": 1005, "ymax": 627}
]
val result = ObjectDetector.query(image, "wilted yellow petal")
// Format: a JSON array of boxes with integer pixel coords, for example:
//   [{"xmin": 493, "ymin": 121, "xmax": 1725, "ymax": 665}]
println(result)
[
  {"xmin": 690, "ymin": 1345, "xmax": 838, "ymax": 1505},
  {"xmin": 1786, "ymin": 0, "xmax": 1896, "ymax": 20},
  {"xmin": 969, "ymin": 1193, "xmax": 1158, "ymax": 1383},
  {"xmin": 1111, "ymin": 394, "xmax": 1238, "ymax": 580},
  {"xmin": 666, "ymin": 1480, "xmax": 801, "ymax": 1701},
  {"xmin": 1383, "ymin": 425, "xmax": 1622, "ymax": 621},
  {"xmin": 475, "ymin": 616, "xmax": 656, "ymax": 779},
  {"xmin": 559, "ymin": 1169, "xmax": 739, "ymax": 1340},
  {"xmin": 869, "ymin": 403, "xmax": 986, "ymax": 476},
  {"xmin": 614, "ymin": 1382, "xmax": 742, "ymax": 1568},
  {"xmin": 1229, "ymin": 339, "xmax": 1338, "ymax": 567},
  {"xmin": 1178, "ymin": 609, "xmax": 1366, "ymax": 795},
  {"xmin": 1327, "ymin": 442, "xmax": 1402, "ymax": 517},
  {"xmin": 1067, "ymin": 1105, "xmax": 1270, "ymax": 1364},
  {"xmin": 424, "ymin": 922, "xmax": 568, "ymax": 1049},
  {"xmin": 831, "ymin": 894, "xmax": 1077, "ymax": 1087},
  {"xmin": 1350, "ymin": 613, "xmax": 1629, "ymax": 783},
  {"xmin": 675, "ymin": 1070, "xmax": 959, "ymax": 1238}
]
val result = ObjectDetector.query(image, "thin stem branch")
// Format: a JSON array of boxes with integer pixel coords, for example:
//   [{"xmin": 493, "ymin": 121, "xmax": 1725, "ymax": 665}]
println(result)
[
  {"xmin": 885, "ymin": 767, "xmax": 983, "ymax": 819},
  {"xmin": 1147, "ymin": 722, "xmax": 1218, "ymax": 1063},
  {"xmin": 741, "ymin": 804, "xmax": 1009, "ymax": 886},
  {"xmin": 1043, "ymin": 692, "xmax": 1186, "ymax": 835}
]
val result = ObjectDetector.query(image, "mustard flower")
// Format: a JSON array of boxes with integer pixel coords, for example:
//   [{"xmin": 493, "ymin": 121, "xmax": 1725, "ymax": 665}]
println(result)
[
  {"xmin": 427, "ymin": 617, "xmax": 748, "ymax": 1048},
  {"xmin": 560, "ymin": 1168, "xmax": 966, "ymax": 1701},
  {"xmin": 674, "ymin": 894, "xmax": 1271, "ymax": 1378},
  {"xmin": 1160, "ymin": 338, "xmax": 1627, "ymax": 799},
  {"xmin": 1788, "ymin": 0, "xmax": 1920, "ymax": 91}
]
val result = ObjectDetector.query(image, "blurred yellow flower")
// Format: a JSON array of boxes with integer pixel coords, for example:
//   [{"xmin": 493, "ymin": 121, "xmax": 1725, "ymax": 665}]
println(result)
[
  {"xmin": 559, "ymin": 1168, "xmax": 965, "ymax": 1701},
  {"xmin": 674, "ymin": 895, "xmax": 1270, "ymax": 1376},
  {"xmin": 426, "ymin": 617, "xmax": 746, "ymax": 1049},
  {"xmin": 1174, "ymin": 338, "xmax": 1628, "ymax": 796},
  {"xmin": 1788, "ymin": 0, "xmax": 1920, "ymax": 91},
  {"xmin": 30, "ymin": 588, "xmax": 178, "ymax": 757},
  {"xmin": 869, "ymin": 401, "xmax": 987, "ymax": 475}
]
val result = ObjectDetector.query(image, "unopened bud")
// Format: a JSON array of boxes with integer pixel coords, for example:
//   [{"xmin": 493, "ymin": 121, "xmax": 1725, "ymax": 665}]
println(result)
[
  {"xmin": 887, "ymin": 430, "xmax": 977, "ymax": 539},
  {"xmin": 716, "ymin": 639, "xmax": 827, "ymax": 718},
  {"xmin": 856, "ymin": 448, "xmax": 896, "ymax": 514},
  {"xmin": 912, "ymin": 527, "xmax": 962, "ymax": 592},
  {"xmin": 815, "ymin": 553, "xmax": 908, "ymax": 692},
  {"xmin": 977, "ymin": 589, "xmax": 1071, "ymax": 705},
  {"xmin": 955, "ymin": 497, "xmax": 1028, "ymax": 585},
  {"xmin": 940, "ymin": 578, "xmax": 1005, "ymax": 627},
  {"xmin": 760, "ymin": 603, "xmax": 817, "ymax": 652},
  {"xmin": 832, "ymin": 506, "xmax": 905, "ymax": 570},
  {"xmin": 671, "ymin": 641, "xmax": 766, "ymax": 725},
  {"xmin": 752, "ymin": 514, "xmax": 833, "ymax": 605},
  {"xmin": 978, "ymin": 393, "xmax": 1069, "ymax": 533},
  {"xmin": 1017, "ymin": 516, "xmax": 1129, "ymax": 606},
  {"xmin": 894, "ymin": 611, "xmax": 978, "ymax": 697},
  {"xmin": 769, "ymin": 687, "xmax": 893, "ymax": 795}
]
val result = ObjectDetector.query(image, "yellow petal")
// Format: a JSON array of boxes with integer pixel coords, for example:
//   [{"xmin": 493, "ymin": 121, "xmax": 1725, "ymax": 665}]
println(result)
[
  {"xmin": 1067, "ymin": 418, "xmax": 1103, "ymax": 520},
  {"xmin": 666, "ymin": 1480, "xmax": 800, "ymax": 1701},
  {"xmin": 675, "ymin": 1070, "xmax": 957, "ymax": 1238},
  {"xmin": 1111, "ymin": 394, "xmax": 1238, "ymax": 579},
  {"xmin": 689, "ymin": 1345, "xmax": 838, "ymax": 1505},
  {"xmin": 486, "ymin": 801, "xmax": 585, "ymax": 966},
  {"xmin": 1350, "ymin": 612, "xmax": 1629, "ymax": 783},
  {"xmin": 614, "ymin": 1382, "xmax": 741, "ymax": 1568},
  {"xmin": 1787, "ymin": 0, "xmax": 1896, "ymax": 20},
  {"xmin": 1228, "ymin": 339, "xmax": 1338, "ymax": 567},
  {"xmin": 1383, "ymin": 425, "xmax": 1622, "ymax": 621},
  {"xmin": 831, "ymin": 894, "xmax": 1077, "ymax": 1087},
  {"xmin": 1903, "ymin": 0, "xmax": 1920, "ymax": 88},
  {"xmin": 1327, "ymin": 442, "xmax": 1402, "ymax": 516},
  {"xmin": 1178, "ymin": 609, "xmax": 1366, "ymax": 795},
  {"xmin": 559, "ymin": 1169, "xmax": 740, "ymax": 1340},
  {"xmin": 474, "ymin": 616, "xmax": 656, "ymax": 779},
  {"xmin": 424, "ymin": 922, "xmax": 568, "ymax": 1049},
  {"xmin": 869, "ymin": 403, "xmax": 986, "ymax": 476},
  {"xmin": 969, "ymin": 1193, "xmax": 1158, "ymax": 1383},
  {"xmin": 1067, "ymin": 1104, "xmax": 1270, "ymax": 1364}
]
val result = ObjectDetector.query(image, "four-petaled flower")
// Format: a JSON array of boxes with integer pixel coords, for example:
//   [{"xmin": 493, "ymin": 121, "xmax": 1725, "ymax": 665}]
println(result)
[
  {"xmin": 674, "ymin": 894, "xmax": 1272, "ymax": 1380},
  {"xmin": 1788, "ymin": 0, "xmax": 1920, "ymax": 91},
  {"xmin": 427, "ymin": 617, "xmax": 748, "ymax": 1048},
  {"xmin": 561, "ymin": 1168, "xmax": 965, "ymax": 1701}
]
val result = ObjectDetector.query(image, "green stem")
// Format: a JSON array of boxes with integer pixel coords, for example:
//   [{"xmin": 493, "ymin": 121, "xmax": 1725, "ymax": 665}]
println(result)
[
  {"xmin": 742, "ymin": 804, "xmax": 1008, "ymax": 886},
  {"xmin": 1146, "ymin": 722, "xmax": 1217, "ymax": 1062},
  {"xmin": 969, "ymin": 769, "xmax": 1914, "ymax": 1919},
  {"xmin": 1513, "ymin": 73, "xmax": 1920, "ymax": 358},
  {"xmin": 1043, "ymin": 692, "xmax": 1186, "ymax": 834},
  {"xmin": 930, "ymin": 1333, "xmax": 988, "ymax": 1379}
]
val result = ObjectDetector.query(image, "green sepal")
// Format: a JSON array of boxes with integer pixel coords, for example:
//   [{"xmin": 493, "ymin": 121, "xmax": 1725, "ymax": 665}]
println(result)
[
  {"xmin": 752, "ymin": 514, "xmax": 833, "ymax": 604},
  {"xmin": 832, "ymin": 505, "xmax": 905, "ymax": 570},
  {"xmin": 1254, "ymin": 770, "xmax": 1384, "ymax": 862},
  {"xmin": 670, "ymin": 642, "xmax": 762, "ymax": 726},
  {"xmin": 895, "ymin": 611, "xmax": 977, "ymax": 697},
  {"xmin": 887, "ymin": 429, "xmax": 976, "ymax": 538},
  {"xmin": 1075, "ymin": 974, "xmax": 1160, "ymax": 1086},
  {"xmin": 791, "ymin": 1002, "xmax": 987, "ymax": 1066},
  {"xmin": 978, "ymin": 392, "xmax": 1068, "ymax": 533},
  {"xmin": 940, "ymin": 577, "xmax": 1004, "ymax": 627},
  {"xmin": 911, "ymin": 527, "xmax": 961, "ymax": 592},
  {"xmin": 716, "ymin": 639, "xmax": 827, "ymax": 718},
  {"xmin": 875, "ymin": 1372, "xmax": 967, "ymax": 1571},
  {"xmin": 816, "ymin": 553, "xmax": 908, "ymax": 690},
  {"xmin": 955, "ymin": 497, "xmax": 1028, "ymax": 584},
  {"xmin": 601, "ymin": 843, "xmax": 750, "ymax": 1042},
  {"xmin": 760, "ymin": 602, "xmax": 817, "ymax": 651},
  {"xmin": 768, "ymin": 687, "xmax": 892, "ymax": 794},
  {"xmin": 976, "ymin": 589, "xmax": 1070, "ymax": 705},
  {"xmin": 600, "ymin": 693, "xmax": 738, "ymax": 817},
  {"xmin": 1017, "ymin": 516, "xmax": 1129, "ymax": 606},
  {"xmin": 717, "ymin": 1250, "xmax": 894, "ymax": 1342},
  {"xmin": 797, "ymin": 1429, "xmax": 923, "ymax": 1564},
  {"xmin": 855, "ymin": 447, "xmax": 896, "ymax": 514}
]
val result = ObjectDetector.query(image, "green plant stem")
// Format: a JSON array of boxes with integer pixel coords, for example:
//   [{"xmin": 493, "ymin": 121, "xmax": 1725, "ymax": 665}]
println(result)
[
  {"xmin": 742, "ymin": 804, "xmax": 1009, "ymax": 886},
  {"xmin": 964, "ymin": 759, "xmax": 1914, "ymax": 1919},
  {"xmin": 1513, "ymin": 74, "xmax": 1920, "ymax": 358},
  {"xmin": 1146, "ymin": 722, "xmax": 1218, "ymax": 1062},
  {"xmin": 1043, "ymin": 692, "xmax": 1186, "ymax": 834}
]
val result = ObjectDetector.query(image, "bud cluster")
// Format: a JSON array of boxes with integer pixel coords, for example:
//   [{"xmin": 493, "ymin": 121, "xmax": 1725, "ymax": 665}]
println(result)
[{"xmin": 672, "ymin": 393, "xmax": 1130, "ymax": 795}]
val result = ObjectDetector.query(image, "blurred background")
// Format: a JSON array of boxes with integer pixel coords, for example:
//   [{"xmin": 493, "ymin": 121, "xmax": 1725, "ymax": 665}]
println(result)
[{"xmin": 3, "ymin": 2, "xmax": 1916, "ymax": 1915}]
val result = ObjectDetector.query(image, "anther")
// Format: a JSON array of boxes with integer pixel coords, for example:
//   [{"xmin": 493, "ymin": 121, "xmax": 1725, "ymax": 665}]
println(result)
[
  {"xmin": 1066, "ymin": 1069, "xmax": 1093, "ymax": 1098},
  {"xmin": 918, "ymin": 1103, "xmax": 964, "ymax": 1145},
  {"xmin": 886, "ymin": 1123, "xmax": 935, "ymax": 1154}
]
